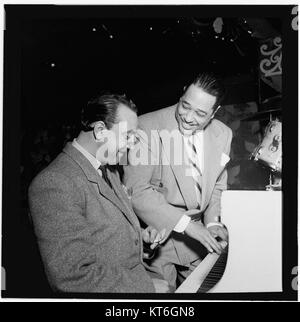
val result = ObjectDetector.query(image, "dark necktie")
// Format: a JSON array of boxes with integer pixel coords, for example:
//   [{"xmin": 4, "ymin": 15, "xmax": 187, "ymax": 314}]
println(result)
[{"xmin": 98, "ymin": 165, "xmax": 112, "ymax": 189}]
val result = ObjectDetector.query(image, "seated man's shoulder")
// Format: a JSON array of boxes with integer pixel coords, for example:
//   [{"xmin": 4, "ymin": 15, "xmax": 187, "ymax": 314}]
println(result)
[{"xmin": 29, "ymin": 152, "xmax": 80, "ymax": 191}]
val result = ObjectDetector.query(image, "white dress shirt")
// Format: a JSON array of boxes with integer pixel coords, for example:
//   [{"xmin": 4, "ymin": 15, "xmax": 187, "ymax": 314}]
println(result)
[{"xmin": 72, "ymin": 139, "xmax": 102, "ymax": 172}]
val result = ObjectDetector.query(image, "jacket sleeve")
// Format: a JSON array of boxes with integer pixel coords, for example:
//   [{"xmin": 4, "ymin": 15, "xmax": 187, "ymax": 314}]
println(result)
[
  {"xmin": 203, "ymin": 127, "xmax": 233, "ymax": 226},
  {"xmin": 123, "ymin": 125, "xmax": 184, "ymax": 234},
  {"xmin": 28, "ymin": 171, "xmax": 154, "ymax": 293}
]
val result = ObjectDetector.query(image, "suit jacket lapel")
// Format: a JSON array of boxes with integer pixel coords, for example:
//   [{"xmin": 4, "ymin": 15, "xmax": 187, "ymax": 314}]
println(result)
[
  {"xmin": 158, "ymin": 106, "xmax": 199, "ymax": 210},
  {"xmin": 63, "ymin": 143, "xmax": 138, "ymax": 228},
  {"xmin": 171, "ymin": 162, "xmax": 199, "ymax": 210}
]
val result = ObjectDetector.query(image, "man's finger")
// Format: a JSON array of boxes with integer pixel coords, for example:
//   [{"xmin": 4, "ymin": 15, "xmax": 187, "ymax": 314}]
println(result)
[
  {"xmin": 220, "ymin": 227, "xmax": 229, "ymax": 241},
  {"xmin": 153, "ymin": 234, "xmax": 161, "ymax": 244},
  {"xmin": 216, "ymin": 228, "xmax": 227, "ymax": 241},
  {"xmin": 204, "ymin": 242, "xmax": 213, "ymax": 253},
  {"xmin": 156, "ymin": 228, "xmax": 167, "ymax": 243},
  {"xmin": 220, "ymin": 240, "xmax": 228, "ymax": 249},
  {"xmin": 220, "ymin": 226, "xmax": 229, "ymax": 237},
  {"xmin": 159, "ymin": 228, "xmax": 167, "ymax": 240},
  {"xmin": 142, "ymin": 230, "xmax": 150, "ymax": 244},
  {"xmin": 208, "ymin": 235, "xmax": 222, "ymax": 254},
  {"xmin": 150, "ymin": 228, "xmax": 158, "ymax": 243},
  {"xmin": 150, "ymin": 242, "xmax": 159, "ymax": 250},
  {"xmin": 143, "ymin": 252, "xmax": 150, "ymax": 259}
]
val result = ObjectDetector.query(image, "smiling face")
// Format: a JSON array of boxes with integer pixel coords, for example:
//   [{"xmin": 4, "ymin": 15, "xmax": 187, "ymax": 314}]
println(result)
[{"xmin": 175, "ymin": 84, "xmax": 218, "ymax": 136}]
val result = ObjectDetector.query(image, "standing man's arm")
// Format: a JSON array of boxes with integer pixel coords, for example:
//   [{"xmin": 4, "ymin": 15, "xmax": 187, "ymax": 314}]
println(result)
[
  {"xmin": 124, "ymin": 126, "xmax": 223, "ymax": 254},
  {"xmin": 203, "ymin": 127, "xmax": 233, "ymax": 241},
  {"xmin": 124, "ymin": 126, "xmax": 184, "ymax": 234}
]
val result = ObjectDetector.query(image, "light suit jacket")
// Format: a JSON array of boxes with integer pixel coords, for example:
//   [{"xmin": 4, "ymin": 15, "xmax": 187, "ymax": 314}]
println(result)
[
  {"xmin": 28, "ymin": 143, "xmax": 155, "ymax": 293},
  {"xmin": 123, "ymin": 105, "xmax": 232, "ymax": 265}
]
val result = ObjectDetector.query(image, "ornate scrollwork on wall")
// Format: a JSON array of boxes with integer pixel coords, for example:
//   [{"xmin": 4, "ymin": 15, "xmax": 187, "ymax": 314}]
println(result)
[
  {"xmin": 259, "ymin": 37, "xmax": 282, "ymax": 78},
  {"xmin": 291, "ymin": 6, "xmax": 298, "ymax": 31}
]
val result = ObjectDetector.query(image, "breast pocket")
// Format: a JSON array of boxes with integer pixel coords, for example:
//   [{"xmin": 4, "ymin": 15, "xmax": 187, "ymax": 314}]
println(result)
[{"xmin": 150, "ymin": 178, "xmax": 168, "ymax": 195}]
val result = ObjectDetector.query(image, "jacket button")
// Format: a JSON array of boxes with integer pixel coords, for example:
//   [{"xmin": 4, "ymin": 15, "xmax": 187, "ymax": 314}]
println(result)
[{"xmin": 135, "ymin": 239, "xmax": 139, "ymax": 246}]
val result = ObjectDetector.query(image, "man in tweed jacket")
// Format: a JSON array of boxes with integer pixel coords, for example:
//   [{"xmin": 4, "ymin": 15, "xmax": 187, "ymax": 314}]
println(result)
[{"xmin": 29, "ymin": 93, "xmax": 167, "ymax": 293}]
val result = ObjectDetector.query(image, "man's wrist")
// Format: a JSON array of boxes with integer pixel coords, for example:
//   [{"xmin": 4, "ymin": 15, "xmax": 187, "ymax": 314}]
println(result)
[
  {"xmin": 206, "ymin": 222, "xmax": 224, "ymax": 229},
  {"xmin": 173, "ymin": 215, "xmax": 191, "ymax": 233}
]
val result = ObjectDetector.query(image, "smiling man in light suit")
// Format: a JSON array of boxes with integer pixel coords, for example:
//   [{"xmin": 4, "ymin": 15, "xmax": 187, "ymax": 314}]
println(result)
[
  {"xmin": 123, "ymin": 73, "xmax": 232, "ymax": 290},
  {"xmin": 28, "ymin": 93, "xmax": 168, "ymax": 293}
]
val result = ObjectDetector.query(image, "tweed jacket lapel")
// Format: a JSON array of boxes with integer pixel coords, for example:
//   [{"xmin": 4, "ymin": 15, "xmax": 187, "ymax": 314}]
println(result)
[
  {"xmin": 106, "ymin": 169, "xmax": 141, "ymax": 228},
  {"xmin": 63, "ymin": 143, "xmax": 139, "ymax": 228}
]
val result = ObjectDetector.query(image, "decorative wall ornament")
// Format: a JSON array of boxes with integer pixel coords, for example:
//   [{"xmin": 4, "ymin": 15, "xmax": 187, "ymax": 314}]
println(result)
[
  {"xmin": 259, "ymin": 37, "xmax": 282, "ymax": 78},
  {"xmin": 291, "ymin": 6, "xmax": 298, "ymax": 31}
]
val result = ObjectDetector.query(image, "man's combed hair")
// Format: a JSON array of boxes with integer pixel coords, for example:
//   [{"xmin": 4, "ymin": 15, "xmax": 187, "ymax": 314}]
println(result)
[
  {"xmin": 189, "ymin": 72, "xmax": 226, "ymax": 110},
  {"xmin": 81, "ymin": 92, "xmax": 137, "ymax": 131}
]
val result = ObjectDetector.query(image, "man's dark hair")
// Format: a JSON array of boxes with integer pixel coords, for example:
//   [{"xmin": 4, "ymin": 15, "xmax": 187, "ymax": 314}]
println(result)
[
  {"xmin": 185, "ymin": 72, "xmax": 226, "ymax": 111},
  {"xmin": 81, "ymin": 92, "xmax": 137, "ymax": 131}
]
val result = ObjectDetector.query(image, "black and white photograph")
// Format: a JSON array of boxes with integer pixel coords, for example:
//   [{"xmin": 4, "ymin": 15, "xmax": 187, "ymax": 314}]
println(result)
[{"xmin": 0, "ymin": 2, "xmax": 298, "ymax": 303}]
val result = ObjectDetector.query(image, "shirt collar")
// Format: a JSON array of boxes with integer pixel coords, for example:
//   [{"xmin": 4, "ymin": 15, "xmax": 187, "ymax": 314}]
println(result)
[
  {"xmin": 72, "ymin": 139, "xmax": 101, "ymax": 170},
  {"xmin": 183, "ymin": 130, "xmax": 203, "ymax": 143}
]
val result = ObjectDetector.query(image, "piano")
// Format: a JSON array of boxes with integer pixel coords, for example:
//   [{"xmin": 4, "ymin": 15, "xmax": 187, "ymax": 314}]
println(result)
[{"xmin": 176, "ymin": 190, "xmax": 282, "ymax": 293}]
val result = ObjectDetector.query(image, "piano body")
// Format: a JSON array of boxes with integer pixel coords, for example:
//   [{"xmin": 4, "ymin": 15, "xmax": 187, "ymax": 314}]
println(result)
[{"xmin": 176, "ymin": 190, "xmax": 282, "ymax": 293}]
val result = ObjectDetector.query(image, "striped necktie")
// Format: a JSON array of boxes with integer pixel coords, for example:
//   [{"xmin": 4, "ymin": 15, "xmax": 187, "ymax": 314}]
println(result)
[{"xmin": 187, "ymin": 136, "xmax": 202, "ymax": 207}]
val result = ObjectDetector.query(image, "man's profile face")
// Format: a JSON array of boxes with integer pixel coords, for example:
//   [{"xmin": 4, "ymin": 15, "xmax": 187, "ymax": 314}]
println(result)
[
  {"xmin": 175, "ymin": 84, "xmax": 217, "ymax": 136},
  {"xmin": 96, "ymin": 104, "xmax": 138, "ymax": 165}
]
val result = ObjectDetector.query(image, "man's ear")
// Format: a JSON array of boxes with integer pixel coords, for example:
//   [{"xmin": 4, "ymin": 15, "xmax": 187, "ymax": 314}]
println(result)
[{"xmin": 93, "ymin": 121, "xmax": 107, "ymax": 141}]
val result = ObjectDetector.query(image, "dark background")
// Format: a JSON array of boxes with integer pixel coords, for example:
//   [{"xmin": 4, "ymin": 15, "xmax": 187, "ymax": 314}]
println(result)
[{"xmin": 2, "ymin": 5, "xmax": 297, "ymax": 300}]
